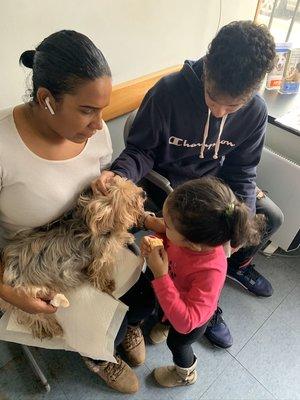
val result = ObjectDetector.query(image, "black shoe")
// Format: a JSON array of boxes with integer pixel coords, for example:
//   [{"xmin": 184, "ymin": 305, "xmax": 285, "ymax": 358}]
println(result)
[
  {"xmin": 204, "ymin": 307, "xmax": 233, "ymax": 349},
  {"xmin": 227, "ymin": 264, "xmax": 273, "ymax": 297}
]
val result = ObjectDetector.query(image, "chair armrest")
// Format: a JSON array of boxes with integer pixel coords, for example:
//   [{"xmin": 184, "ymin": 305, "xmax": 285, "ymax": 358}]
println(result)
[{"xmin": 145, "ymin": 170, "xmax": 173, "ymax": 195}]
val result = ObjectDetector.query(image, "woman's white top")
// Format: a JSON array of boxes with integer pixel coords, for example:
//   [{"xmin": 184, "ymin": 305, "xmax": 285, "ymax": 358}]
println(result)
[{"xmin": 0, "ymin": 107, "xmax": 113, "ymax": 245}]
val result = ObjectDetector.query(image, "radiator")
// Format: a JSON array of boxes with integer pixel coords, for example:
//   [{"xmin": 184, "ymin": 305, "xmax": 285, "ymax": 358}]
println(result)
[{"xmin": 256, "ymin": 146, "xmax": 300, "ymax": 251}]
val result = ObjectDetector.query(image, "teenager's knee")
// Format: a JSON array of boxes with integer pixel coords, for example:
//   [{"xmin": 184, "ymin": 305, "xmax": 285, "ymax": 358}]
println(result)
[
  {"xmin": 257, "ymin": 197, "xmax": 284, "ymax": 236},
  {"xmin": 264, "ymin": 205, "xmax": 284, "ymax": 236}
]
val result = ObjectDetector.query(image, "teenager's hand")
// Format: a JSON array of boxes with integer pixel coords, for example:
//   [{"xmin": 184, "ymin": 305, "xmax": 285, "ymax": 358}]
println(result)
[
  {"xmin": 146, "ymin": 246, "xmax": 168, "ymax": 279},
  {"xmin": 91, "ymin": 171, "xmax": 116, "ymax": 195},
  {"xmin": 144, "ymin": 216, "xmax": 166, "ymax": 233},
  {"xmin": 0, "ymin": 285, "xmax": 57, "ymax": 315}
]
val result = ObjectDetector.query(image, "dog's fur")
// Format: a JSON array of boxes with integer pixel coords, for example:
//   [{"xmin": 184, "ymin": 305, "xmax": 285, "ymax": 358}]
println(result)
[{"xmin": 0, "ymin": 176, "xmax": 145, "ymax": 339}]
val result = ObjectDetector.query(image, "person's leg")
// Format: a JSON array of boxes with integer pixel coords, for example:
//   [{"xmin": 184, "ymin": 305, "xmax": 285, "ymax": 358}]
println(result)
[
  {"xmin": 119, "ymin": 271, "xmax": 156, "ymax": 366},
  {"xmin": 83, "ymin": 313, "xmax": 139, "ymax": 394},
  {"xmin": 120, "ymin": 269, "xmax": 156, "ymax": 324},
  {"xmin": 166, "ymin": 324, "xmax": 207, "ymax": 367},
  {"xmin": 153, "ymin": 324, "xmax": 207, "ymax": 387},
  {"xmin": 227, "ymin": 192, "xmax": 284, "ymax": 296},
  {"xmin": 83, "ymin": 273, "xmax": 155, "ymax": 393}
]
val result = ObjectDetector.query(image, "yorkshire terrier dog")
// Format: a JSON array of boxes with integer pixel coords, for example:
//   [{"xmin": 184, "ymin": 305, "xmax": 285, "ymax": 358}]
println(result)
[{"xmin": 0, "ymin": 176, "xmax": 146, "ymax": 339}]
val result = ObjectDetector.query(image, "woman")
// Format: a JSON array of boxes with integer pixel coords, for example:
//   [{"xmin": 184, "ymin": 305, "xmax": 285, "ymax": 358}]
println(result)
[{"xmin": 0, "ymin": 30, "xmax": 153, "ymax": 394}]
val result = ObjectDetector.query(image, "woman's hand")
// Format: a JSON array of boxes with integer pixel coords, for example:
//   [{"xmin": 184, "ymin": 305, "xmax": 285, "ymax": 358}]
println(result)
[
  {"xmin": 0, "ymin": 284, "xmax": 57, "ymax": 315},
  {"xmin": 144, "ymin": 215, "xmax": 166, "ymax": 233},
  {"xmin": 146, "ymin": 246, "xmax": 169, "ymax": 279},
  {"xmin": 91, "ymin": 171, "xmax": 116, "ymax": 195}
]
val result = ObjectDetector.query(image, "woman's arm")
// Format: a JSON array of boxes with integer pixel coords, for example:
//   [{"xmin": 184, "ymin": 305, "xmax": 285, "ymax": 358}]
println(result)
[{"xmin": 0, "ymin": 261, "xmax": 57, "ymax": 315}]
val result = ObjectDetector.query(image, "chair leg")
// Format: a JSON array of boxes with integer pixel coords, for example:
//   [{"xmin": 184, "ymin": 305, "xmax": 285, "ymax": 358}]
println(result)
[{"xmin": 21, "ymin": 345, "xmax": 50, "ymax": 392}]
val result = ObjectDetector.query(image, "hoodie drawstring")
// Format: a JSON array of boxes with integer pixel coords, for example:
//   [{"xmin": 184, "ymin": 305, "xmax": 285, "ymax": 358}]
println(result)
[
  {"xmin": 199, "ymin": 109, "xmax": 211, "ymax": 159},
  {"xmin": 213, "ymin": 114, "xmax": 227, "ymax": 159},
  {"xmin": 199, "ymin": 112, "xmax": 228, "ymax": 159}
]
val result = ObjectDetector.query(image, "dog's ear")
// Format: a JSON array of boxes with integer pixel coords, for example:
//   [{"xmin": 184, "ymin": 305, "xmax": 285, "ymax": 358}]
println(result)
[
  {"xmin": 85, "ymin": 197, "xmax": 116, "ymax": 235},
  {"xmin": 108, "ymin": 178, "xmax": 144, "ymax": 230}
]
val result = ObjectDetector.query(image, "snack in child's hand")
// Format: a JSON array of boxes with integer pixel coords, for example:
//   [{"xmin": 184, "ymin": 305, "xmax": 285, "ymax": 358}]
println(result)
[
  {"xmin": 50, "ymin": 293, "xmax": 70, "ymax": 308},
  {"xmin": 148, "ymin": 236, "xmax": 164, "ymax": 250}
]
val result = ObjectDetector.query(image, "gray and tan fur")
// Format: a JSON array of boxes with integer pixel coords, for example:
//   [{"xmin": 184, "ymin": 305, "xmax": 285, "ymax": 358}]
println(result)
[{"xmin": 0, "ymin": 176, "xmax": 145, "ymax": 339}]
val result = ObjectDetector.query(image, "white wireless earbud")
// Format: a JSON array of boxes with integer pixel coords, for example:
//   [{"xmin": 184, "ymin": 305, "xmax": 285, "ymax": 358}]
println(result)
[{"xmin": 45, "ymin": 97, "xmax": 55, "ymax": 115}]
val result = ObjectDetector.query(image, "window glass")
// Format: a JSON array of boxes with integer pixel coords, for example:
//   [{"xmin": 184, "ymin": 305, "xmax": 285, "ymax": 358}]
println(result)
[{"xmin": 255, "ymin": 0, "xmax": 299, "ymax": 45}]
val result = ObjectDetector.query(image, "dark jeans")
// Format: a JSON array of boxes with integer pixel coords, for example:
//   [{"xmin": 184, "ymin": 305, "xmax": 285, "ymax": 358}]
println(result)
[
  {"xmin": 156, "ymin": 305, "xmax": 207, "ymax": 368},
  {"xmin": 114, "ymin": 270, "xmax": 155, "ymax": 347},
  {"xmin": 142, "ymin": 179, "xmax": 284, "ymax": 270},
  {"xmin": 90, "ymin": 271, "xmax": 155, "ymax": 363},
  {"xmin": 167, "ymin": 323, "xmax": 207, "ymax": 368}
]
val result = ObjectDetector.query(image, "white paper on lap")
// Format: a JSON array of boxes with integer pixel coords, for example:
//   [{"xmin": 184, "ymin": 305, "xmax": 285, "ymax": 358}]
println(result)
[
  {"xmin": 112, "ymin": 246, "xmax": 144, "ymax": 298},
  {"xmin": 0, "ymin": 246, "xmax": 144, "ymax": 362}
]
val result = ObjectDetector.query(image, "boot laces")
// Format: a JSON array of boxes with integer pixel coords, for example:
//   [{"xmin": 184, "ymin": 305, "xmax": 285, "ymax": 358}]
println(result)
[
  {"xmin": 239, "ymin": 264, "xmax": 260, "ymax": 283},
  {"xmin": 104, "ymin": 356, "xmax": 125, "ymax": 382},
  {"xmin": 123, "ymin": 325, "xmax": 142, "ymax": 349}
]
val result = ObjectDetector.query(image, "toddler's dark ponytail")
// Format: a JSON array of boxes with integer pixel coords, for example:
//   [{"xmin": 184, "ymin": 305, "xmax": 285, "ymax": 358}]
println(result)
[{"xmin": 167, "ymin": 177, "xmax": 265, "ymax": 248}]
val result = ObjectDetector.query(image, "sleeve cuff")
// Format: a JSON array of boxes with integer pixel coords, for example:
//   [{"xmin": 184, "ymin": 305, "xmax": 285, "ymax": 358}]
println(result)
[{"xmin": 152, "ymin": 274, "xmax": 173, "ymax": 291}]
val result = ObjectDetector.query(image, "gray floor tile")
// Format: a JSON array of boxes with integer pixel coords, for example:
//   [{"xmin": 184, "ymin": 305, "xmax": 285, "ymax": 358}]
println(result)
[
  {"xmin": 236, "ymin": 285, "xmax": 300, "ymax": 400},
  {"xmin": 145, "ymin": 338, "xmax": 232, "ymax": 400},
  {"xmin": 0, "ymin": 350, "xmax": 67, "ymax": 400},
  {"xmin": 219, "ymin": 252, "xmax": 299, "ymax": 356},
  {"xmin": 279, "ymin": 253, "xmax": 300, "ymax": 271},
  {"xmin": 34, "ymin": 348, "xmax": 173, "ymax": 400},
  {"xmin": 218, "ymin": 281, "xmax": 272, "ymax": 356},
  {"xmin": 0, "ymin": 342, "xmax": 22, "ymax": 369},
  {"xmin": 200, "ymin": 358, "xmax": 275, "ymax": 400}
]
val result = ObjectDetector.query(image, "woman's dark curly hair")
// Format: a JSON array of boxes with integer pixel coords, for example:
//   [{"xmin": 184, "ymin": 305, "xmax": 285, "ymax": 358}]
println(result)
[{"xmin": 205, "ymin": 21, "xmax": 276, "ymax": 98}]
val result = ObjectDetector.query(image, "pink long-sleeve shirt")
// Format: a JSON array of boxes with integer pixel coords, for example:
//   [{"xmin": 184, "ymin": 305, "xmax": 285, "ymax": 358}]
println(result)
[{"xmin": 151, "ymin": 235, "xmax": 227, "ymax": 334}]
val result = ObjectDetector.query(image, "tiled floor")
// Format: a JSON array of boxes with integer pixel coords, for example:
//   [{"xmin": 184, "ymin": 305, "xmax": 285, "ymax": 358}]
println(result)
[{"xmin": 1, "ymin": 249, "xmax": 299, "ymax": 400}]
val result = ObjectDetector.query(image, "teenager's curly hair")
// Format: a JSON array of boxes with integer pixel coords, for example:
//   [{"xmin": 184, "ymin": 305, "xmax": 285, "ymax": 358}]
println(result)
[{"xmin": 205, "ymin": 21, "xmax": 276, "ymax": 98}]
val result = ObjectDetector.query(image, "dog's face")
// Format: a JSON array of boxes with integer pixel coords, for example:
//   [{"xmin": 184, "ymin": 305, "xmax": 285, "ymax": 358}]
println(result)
[{"xmin": 81, "ymin": 176, "xmax": 146, "ymax": 235}]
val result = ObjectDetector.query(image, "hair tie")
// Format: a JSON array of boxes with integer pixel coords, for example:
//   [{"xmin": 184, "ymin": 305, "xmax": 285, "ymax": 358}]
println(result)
[{"xmin": 225, "ymin": 202, "xmax": 235, "ymax": 218}]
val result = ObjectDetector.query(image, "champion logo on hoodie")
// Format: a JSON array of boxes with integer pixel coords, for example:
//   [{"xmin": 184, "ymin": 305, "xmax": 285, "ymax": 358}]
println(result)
[{"xmin": 169, "ymin": 136, "xmax": 236, "ymax": 150}]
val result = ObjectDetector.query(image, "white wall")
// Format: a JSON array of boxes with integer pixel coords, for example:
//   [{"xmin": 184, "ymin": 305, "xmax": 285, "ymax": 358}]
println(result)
[{"xmin": 0, "ymin": 0, "xmax": 257, "ymax": 109}]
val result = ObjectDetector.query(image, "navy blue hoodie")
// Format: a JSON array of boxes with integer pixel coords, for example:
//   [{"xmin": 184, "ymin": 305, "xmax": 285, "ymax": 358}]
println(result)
[{"xmin": 111, "ymin": 59, "xmax": 268, "ymax": 212}]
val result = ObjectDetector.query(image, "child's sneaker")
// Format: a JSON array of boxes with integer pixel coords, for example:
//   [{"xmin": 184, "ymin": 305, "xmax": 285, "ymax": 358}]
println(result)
[
  {"xmin": 121, "ymin": 325, "xmax": 146, "ymax": 366},
  {"xmin": 83, "ymin": 355, "xmax": 139, "ymax": 394},
  {"xmin": 149, "ymin": 322, "xmax": 170, "ymax": 344},
  {"xmin": 153, "ymin": 358, "xmax": 197, "ymax": 387}
]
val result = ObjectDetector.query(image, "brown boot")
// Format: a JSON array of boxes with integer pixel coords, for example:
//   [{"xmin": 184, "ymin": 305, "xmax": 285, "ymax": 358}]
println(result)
[
  {"xmin": 153, "ymin": 358, "xmax": 197, "ymax": 388},
  {"xmin": 83, "ymin": 356, "xmax": 139, "ymax": 394},
  {"xmin": 121, "ymin": 325, "xmax": 146, "ymax": 367},
  {"xmin": 149, "ymin": 322, "xmax": 170, "ymax": 344}
]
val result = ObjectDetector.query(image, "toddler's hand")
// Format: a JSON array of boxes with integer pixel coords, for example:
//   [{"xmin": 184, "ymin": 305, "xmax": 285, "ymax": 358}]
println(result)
[
  {"xmin": 140, "ymin": 236, "xmax": 152, "ymax": 257},
  {"xmin": 147, "ymin": 246, "xmax": 168, "ymax": 279}
]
